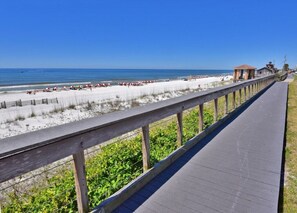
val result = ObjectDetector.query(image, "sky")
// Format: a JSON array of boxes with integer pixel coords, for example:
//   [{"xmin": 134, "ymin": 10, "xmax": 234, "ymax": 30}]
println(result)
[{"xmin": 0, "ymin": 0, "xmax": 296, "ymax": 69}]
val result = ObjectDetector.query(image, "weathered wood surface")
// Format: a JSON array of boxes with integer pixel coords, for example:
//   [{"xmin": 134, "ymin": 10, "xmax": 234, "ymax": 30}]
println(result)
[
  {"xmin": 213, "ymin": 98, "xmax": 218, "ymax": 122},
  {"xmin": 142, "ymin": 125, "xmax": 150, "ymax": 172},
  {"xmin": 0, "ymin": 75, "xmax": 275, "ymax": 184},
  {"xmin": 198, "ymin": 104, "xmax": 204, "ymax": 133},
  {"xmin": 73, "ymin": 150, "xmax": 89, "ymax": 213},
  {"xmin": 113, "ymin": 82, "xmax": 287, "ymax": 213},
  {"xmin": 176, "ymin": 112, "xmax": 183, "ymax": 147}
]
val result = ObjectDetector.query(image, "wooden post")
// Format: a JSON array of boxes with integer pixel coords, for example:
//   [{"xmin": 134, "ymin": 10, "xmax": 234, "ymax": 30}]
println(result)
[
  {"xmin": 214, "ymin": 98, "xmax": 218, "ymax": 122},
  {"xmin": 176, "ymin": 112, "xmax": 183, "ymax": 147},
  {"xmin": 248, "ymin": 85, "xmax": 251, "ymax": 99},
  {"xmin": 258, "ymin": 81, "xmax": 260, "ymax": 90},
  {"xmin": 73, "ymin": 150, "xmax": 89, "ymax": 213},
  {"xmin": 244, "ymin": 87, "xmax": 247, "ymax": 101},
  {"xmin": 199, "ymin": 104, "xmax": 204, "ymax": 133},
  {"xmin": 46, "ymin": 98, "xmax": 49, "ymax": 104},
  {"xmin": 232, "ymin": 91, "xmax": 236, "ymax": 109},
  {"xmin": 239, "ymin": 89, "xmax": 242, "ymax": 105},
  {"xmin": 224, "ymin": 94, "xmax": 228, "ymax": 115},
  {"xmin": 142, "ymin": 125, "xmax": 150, "ymax": 171},
  {"xmin": 19, "ymin": 99, "xmax": 22, "ymax": 107},
  {"xmin": 56, "ymin": 98, "xmax": 59, "ymax": 104}
]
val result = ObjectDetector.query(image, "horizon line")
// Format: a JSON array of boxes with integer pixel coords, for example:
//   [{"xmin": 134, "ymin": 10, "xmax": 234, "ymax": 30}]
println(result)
[{"xmin": 0, "ymin": 67, "xmax": 233, "ymax": 70}]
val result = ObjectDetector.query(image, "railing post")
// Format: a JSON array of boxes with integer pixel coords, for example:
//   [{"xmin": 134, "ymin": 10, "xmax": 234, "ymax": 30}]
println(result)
[
  {"xmin": 244, "ymin": 87, "xmax": 247, "ymax": 101},
  {"xmin": 214, "ymin": 98, "xmax": 218, "ymax": 122},
  {"xmin": 142, "ymin": 125, "xmax": 150, "ymax": 171},
  {"xmin": 73, "ymin": 150, "xmax": 89, "ymax": 213},
  {"xmin": 239, "ymin": 89, "xmax": 242, "ymax": 105},
  {"xmin": 232, "ymin": 91, "xmax": 236, "ymax": 109},
  {"xmin": 199, "ymin": 104, "xmax": 204, "ymax": 133},
  {"xmin": 248, "ymin": 85, "xmax": 251, "ymax": 99},
  {"xmin": 176, "ymin": 112, "xmax": 183, "ymax": 147},
  {"xmin": 224, "ymin": 94, "xmax": 228, "ymax": 115}
]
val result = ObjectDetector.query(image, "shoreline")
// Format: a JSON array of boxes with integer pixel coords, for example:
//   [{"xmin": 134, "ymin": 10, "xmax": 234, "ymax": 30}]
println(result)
[{"xmin": 0, "ymin": 73, "xmax": 232, "ymax": 93}]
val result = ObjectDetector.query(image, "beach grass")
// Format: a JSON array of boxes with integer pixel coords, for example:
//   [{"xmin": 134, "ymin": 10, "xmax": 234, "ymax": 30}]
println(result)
[{"xmin": 282, "ymin": 76, "xmax": 297, "ymax": 212}]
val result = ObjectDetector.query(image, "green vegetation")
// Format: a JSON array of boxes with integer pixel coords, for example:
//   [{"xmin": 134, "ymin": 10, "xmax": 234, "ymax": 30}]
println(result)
[
  {"xmin": 2, "ymin": 106, "xmax": 216, "ymax": 212},
  {"xmin": 283, "ymin": 77, "xmax": 297, "ymax": 212}
]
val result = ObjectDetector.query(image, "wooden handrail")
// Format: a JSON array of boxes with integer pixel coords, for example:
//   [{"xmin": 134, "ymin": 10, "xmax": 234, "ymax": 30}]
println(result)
[{"xmin": 0, "ymin": 75, "xmax": 275, "ymax": 212}]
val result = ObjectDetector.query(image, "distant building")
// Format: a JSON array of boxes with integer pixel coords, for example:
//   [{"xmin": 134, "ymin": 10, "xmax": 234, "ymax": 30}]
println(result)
[
  {"xmin": 256, "ymin": 62, "xmax": 278, "ymax": 76},
  {"xmin": 233, "ymin": 64, "xmax": 256, "ymax": 81}
]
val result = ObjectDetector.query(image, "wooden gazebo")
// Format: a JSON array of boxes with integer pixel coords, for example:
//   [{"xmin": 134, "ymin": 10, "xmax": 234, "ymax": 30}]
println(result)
[{"xmin": 233, "ymin": 64, "xmax": 256, "ymax": 81}]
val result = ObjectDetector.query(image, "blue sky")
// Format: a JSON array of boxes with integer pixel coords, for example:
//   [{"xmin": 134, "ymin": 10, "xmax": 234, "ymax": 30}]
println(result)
[{"xmin": 0, "ymin": 0, "xmax": 296, "ymax": 69}]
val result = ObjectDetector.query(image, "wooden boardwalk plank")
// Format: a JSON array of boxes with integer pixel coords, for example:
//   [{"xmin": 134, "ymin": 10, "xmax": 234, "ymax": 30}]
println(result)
[{"xmin": 113, "ymin": 82, "xmax": 287, "ymax": 213}]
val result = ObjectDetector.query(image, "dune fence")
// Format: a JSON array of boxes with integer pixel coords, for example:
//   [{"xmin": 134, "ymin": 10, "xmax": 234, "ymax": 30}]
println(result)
[{"xmin": 0, "ymin": 97, "xmax": 58, "ymax": 109}]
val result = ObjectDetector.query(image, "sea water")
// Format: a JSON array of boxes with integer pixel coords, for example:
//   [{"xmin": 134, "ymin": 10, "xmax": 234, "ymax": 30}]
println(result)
[{"xmin": 0, "ymin": 68, "xmax": 232, "ymax": 92}]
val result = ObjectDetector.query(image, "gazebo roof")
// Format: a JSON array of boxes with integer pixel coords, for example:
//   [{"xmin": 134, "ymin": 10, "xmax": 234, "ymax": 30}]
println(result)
[{"xmin": 234, "ymin": 64, "xmax": 256, "ymax": 70}]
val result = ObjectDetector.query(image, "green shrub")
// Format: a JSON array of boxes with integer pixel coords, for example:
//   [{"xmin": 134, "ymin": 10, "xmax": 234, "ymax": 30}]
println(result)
[{"xmin": 2, "ymin": 107, "xmax": 215, "ymax": 212}]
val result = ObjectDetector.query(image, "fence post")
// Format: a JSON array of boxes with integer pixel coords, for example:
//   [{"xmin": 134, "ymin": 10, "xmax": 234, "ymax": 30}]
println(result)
[
  {"xmin": 56, "ymin": 98, "xmax": 59, "ymax": 104},
  {"xmin": 248, "ymin": 85, "xmax": 251, "ymax": 99},
  {"xmin": 214, "ymin": 98, "xmax": 218, "ymax": 122},
  {"xmin": 46, "ymin": 98, "xmax": 49, "ymax": 104},
  {"xmin": 244, "ymin": 87, "xmax": 247, "ymax": 101},
  {"xmin": 176, "ymin": 112, "xmax": 183, "ymax": 147},
  {"xmin": 142, "ymin": 125, "xmax": 150, "ymax": 172},
  {"xmin": 239, "ymin": 89, "xmax": 242, "ymax": 105},
  {"xmin": 224, "ymin": 94, "xmax": 228, "ymax": 115},
  {"xmin": 199, "ymin": 104, "xmax": 204, "ymax": 133},
  {"xmin": 232, "ymin": 91, "xmax": 236, "ymax": 109},
  {"xmin": 73, "ymin": 150, "xmax": 89, "ymax": 213}
]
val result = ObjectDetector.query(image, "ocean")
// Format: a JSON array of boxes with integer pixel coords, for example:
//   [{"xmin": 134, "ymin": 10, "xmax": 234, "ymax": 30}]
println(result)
[{"xmin": 0, "ymin": 68, "xmax": 232, "ymax": 92}]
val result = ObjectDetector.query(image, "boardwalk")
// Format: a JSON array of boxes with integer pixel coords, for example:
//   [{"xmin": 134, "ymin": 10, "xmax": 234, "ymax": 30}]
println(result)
[{"xmin": 113, "ymin": 82, "xmax": 287, "ymax": 213}]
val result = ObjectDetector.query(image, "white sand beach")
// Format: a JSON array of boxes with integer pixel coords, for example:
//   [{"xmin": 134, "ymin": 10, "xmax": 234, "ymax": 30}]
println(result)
[{"xmin": 0, "ymin": 76, "xmax": 232, "ymax": 139}]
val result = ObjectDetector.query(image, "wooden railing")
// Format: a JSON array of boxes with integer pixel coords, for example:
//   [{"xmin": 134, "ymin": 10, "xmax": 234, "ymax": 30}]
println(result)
[{"xmin": 0, "ymin": 75, "xmax": 275, "ymax": 212}]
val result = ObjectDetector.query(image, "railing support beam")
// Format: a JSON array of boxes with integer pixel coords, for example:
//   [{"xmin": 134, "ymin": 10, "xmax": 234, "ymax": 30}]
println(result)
[
  {"xmin": 177, "ymin": 112, "xmax": 183, "ymax": 147},
  {"xmin": 214, "ymin": 98, "xmax": 218, "ymax": 122},
  {"xmin": 142, "ymin": 125, "xmax": 150, "ymax": 171},
  {"xmin": 239, "ymin": 89, "xmax": 242, "ymax": 105},
  {"xmin": 199, "ymin": 104, "xmax": 204, "ymax": 133},
  {"xmin": 73, "ymin": 150, "xmax": 89, "ymax": 213}
]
